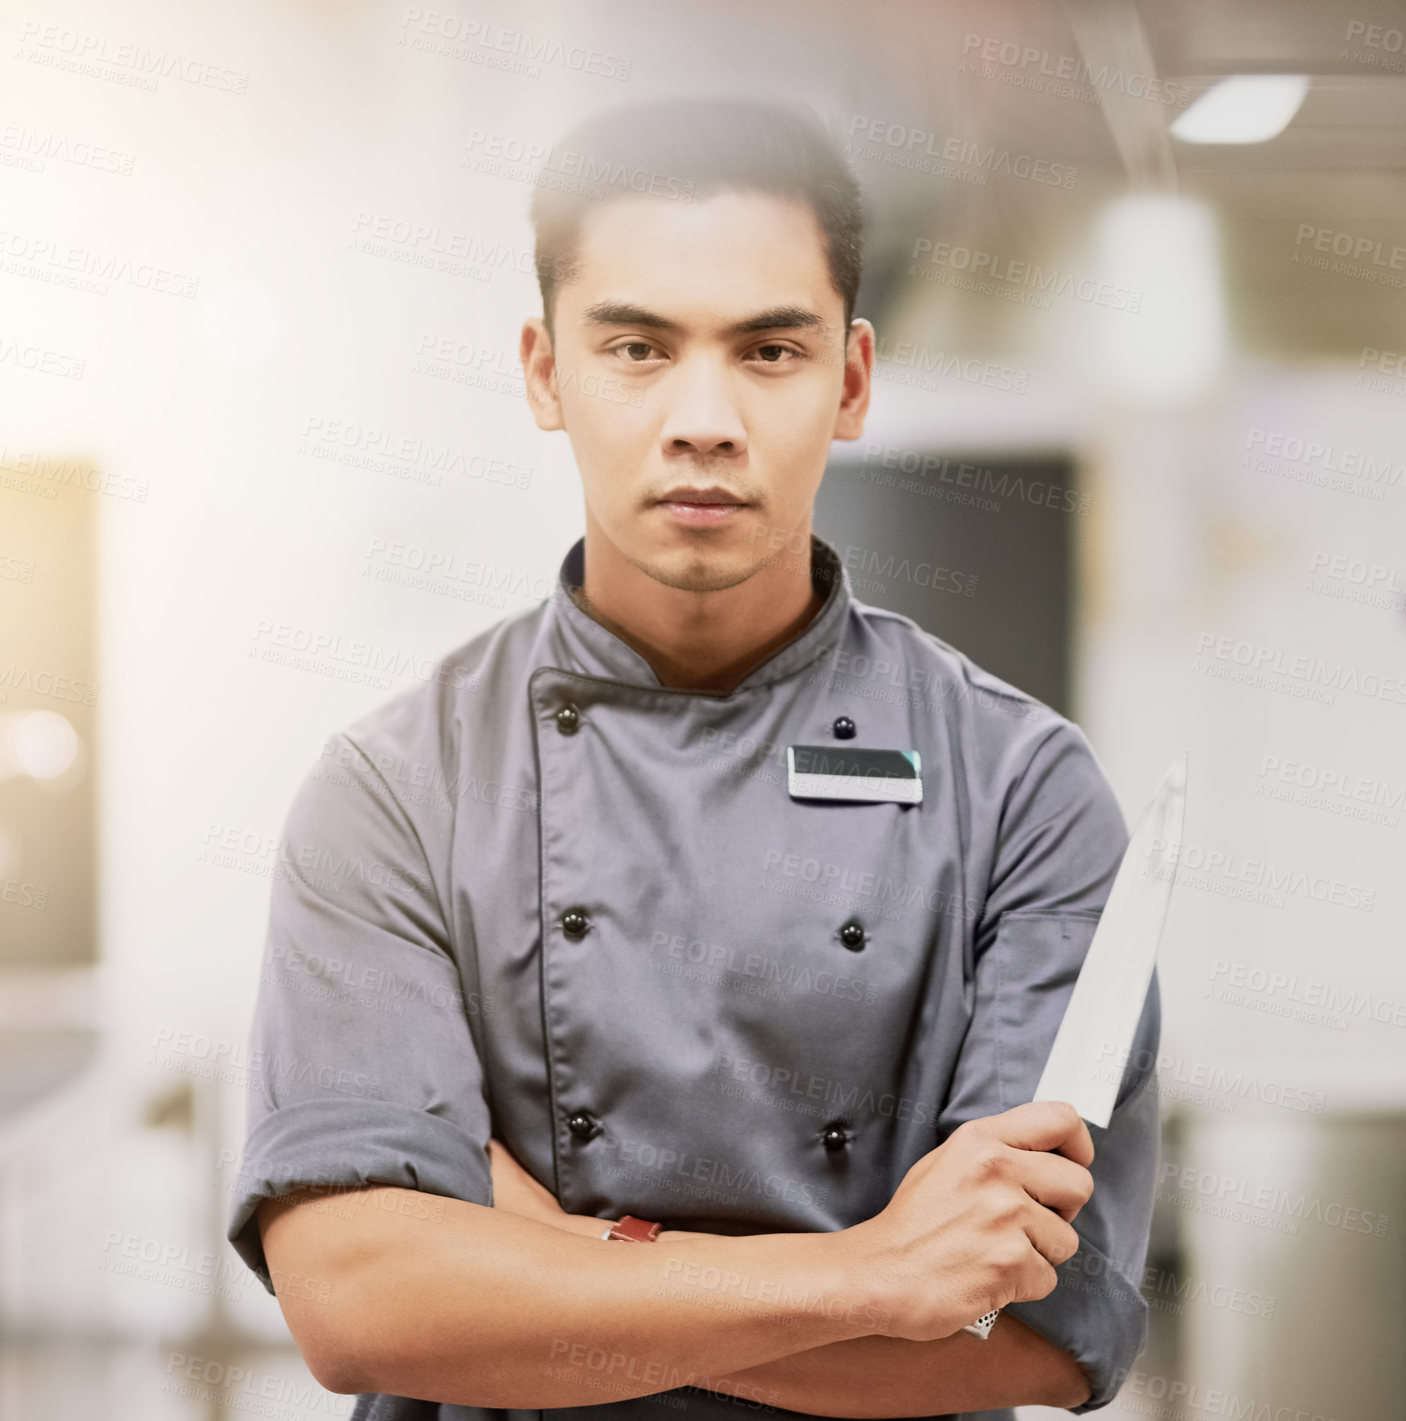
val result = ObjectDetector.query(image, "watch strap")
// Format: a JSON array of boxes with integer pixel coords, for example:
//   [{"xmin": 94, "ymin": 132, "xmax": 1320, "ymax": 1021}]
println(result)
[{"xmin": 607, "ymin": 1214, "xmax": 661, "ymax": 1242}]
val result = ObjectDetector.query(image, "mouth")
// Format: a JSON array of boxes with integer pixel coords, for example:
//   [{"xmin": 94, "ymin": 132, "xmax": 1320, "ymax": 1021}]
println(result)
[{"xmin": 654, "ymin": 485, "xmax": 752, "ymax": 528}]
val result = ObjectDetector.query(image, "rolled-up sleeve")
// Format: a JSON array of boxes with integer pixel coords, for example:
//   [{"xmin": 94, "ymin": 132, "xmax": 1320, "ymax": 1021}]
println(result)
[
  {"xmin": 226, "ymin": 731, "xmax": 494, "ymax": 1292},
  {"xmin": 937, "ymin": 716, "xmax": 1162, "ymax": 1413}
]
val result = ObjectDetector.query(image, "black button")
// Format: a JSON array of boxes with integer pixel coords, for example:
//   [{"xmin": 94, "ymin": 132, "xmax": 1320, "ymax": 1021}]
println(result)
[
  {"xmin": 821, "ymin": 1121, "xmax": 849, "ymax": 1153},
  {"xmin": 561, "ymin": 908, "xmax": 590, "ymax": 939},
  {"xmin": 832, "ymin": 716, "xmax": 856, "ymax": 740},
  {"xmin": 555, "ymin": 703, "xmax": 581, "ymax": 734},
  {"xmin": 567, "ymin": 1110, "xmax": 600, "ymax": 1140},
  {"xmin": 839, "ymin": 920, "xmax": 866, "ymax": 951}
]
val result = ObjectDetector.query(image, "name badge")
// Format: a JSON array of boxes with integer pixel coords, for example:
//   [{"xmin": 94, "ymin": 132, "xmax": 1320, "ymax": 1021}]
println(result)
[{"xmin": 786, "ymin": 744, "xmax": 923, "ymax": 804}]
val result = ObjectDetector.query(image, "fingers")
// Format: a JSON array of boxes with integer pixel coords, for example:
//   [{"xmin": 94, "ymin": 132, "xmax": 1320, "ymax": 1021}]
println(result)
[
  {"xmin": 1006, "ymin": 1149, "xmax": 1095, "ymax": 1223},
  {"xmin": 977, "ymin": 1101, "xmax": 1094, "ymax": 1167},
  {"xmin": 1020, "ymin": 1198, "xmax": 1082, "ymax": 1270}
]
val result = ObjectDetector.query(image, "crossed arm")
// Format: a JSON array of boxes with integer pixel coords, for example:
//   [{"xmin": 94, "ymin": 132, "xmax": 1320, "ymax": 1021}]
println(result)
[
  {"xmin": 483, "ymin": 1137, "xmax": 1092, "ymax": 1416},
  {"xmin": 258, "ymin": 1114, "xmax": 1095, "ymax": 1415}
]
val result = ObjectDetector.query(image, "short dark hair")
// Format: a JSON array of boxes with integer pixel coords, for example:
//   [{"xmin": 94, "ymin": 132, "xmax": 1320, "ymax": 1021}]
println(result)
[{"xmin": 529, "ymin": 98, "xmax": 864, "ymax": 340}]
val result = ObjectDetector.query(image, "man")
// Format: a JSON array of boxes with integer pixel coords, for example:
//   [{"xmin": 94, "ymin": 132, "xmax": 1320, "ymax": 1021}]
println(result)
[{"xmin": 228, "ymin": 98, "xmax": 1161, "ymax": 1421}]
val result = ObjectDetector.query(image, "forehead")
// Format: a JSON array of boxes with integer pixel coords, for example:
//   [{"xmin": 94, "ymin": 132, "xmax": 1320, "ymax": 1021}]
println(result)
[{"xmin": 560, "ymin": 188, "xmax": 842, "ymax": 329}]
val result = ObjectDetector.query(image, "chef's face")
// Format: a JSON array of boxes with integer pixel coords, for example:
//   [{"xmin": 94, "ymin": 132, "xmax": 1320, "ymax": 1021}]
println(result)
[{"xmin": 520, "ymin": 188, "xmax": 873, "ymax": 592}]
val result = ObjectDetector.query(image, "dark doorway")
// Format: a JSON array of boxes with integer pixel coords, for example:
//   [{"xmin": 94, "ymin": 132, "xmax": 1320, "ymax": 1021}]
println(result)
[{"xmin": 816, "ymin": 447, "xmax": 1082, "ymax": 718}]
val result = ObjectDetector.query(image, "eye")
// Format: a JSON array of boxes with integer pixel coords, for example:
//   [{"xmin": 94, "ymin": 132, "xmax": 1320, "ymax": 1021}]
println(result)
[
  {"xmin": 611, "ymin": 341, "xmax": 661, "ymax": 362},
  {"xmin": 751, "ymin": 344, "xmax": 802, "ymax": 364}
]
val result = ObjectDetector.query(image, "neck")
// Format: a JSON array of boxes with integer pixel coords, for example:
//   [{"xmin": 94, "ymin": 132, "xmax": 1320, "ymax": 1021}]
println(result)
[{"xmin": 574, "ymin": 522, "xmax": 827, "ymax": 694}]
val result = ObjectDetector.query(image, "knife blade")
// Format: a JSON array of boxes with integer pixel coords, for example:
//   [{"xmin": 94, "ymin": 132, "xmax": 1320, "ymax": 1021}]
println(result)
[
  {"xmin": 1031, "ymin": 748, "xmax": 1186, "ymax": 1126},
  {"xmin": 962, "ymin": 750, "xmax": 1187, "ymax": 1338}
]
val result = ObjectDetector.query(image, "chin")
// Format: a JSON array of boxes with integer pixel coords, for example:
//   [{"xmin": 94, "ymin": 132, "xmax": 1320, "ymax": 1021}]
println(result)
[{"xmin": 636, "ymin": 544, "xmax": 757, "ymax": 594}]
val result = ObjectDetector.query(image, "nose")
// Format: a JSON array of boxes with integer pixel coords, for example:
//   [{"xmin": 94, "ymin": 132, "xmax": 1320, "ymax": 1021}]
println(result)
[{"xmin": 657, "ymin": 354, "xmax": 747, "ymax": 459}]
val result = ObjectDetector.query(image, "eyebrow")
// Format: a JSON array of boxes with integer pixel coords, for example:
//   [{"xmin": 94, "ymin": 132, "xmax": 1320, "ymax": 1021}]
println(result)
[{"xmin": 582, "ymin": 301, "xmax": 827, "ymax": 337}]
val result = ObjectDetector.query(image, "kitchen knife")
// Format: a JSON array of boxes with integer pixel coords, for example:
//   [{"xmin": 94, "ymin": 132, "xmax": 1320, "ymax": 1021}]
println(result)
[{"xmin": 962, "ymin": 750, "xmax": 1187, "ymax": 1338}]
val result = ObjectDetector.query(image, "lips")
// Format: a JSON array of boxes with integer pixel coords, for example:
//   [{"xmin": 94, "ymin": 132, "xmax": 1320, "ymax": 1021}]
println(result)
[
  {"xmin": 657, "ymin": 485, "xmax": 749, "ymax": 507},
  {"xmin": 655, "ymin": 485, "xmax": 751, "ymax": 528}
]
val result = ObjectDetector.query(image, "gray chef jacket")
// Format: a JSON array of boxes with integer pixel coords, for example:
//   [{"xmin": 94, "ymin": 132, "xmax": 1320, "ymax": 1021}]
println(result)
[{"xmin": 228, "ymin": 532, "xmax": 1161, "ymax": 1421}]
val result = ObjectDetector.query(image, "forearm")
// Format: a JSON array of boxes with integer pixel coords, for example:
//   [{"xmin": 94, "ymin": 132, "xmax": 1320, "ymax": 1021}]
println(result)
[
  {"xmin": 708, "ymin": 1315, "xmax": 1092, "ymax": 1418},
  {"xmin": 497, "ymin": 1178, "xmax": 1092, "ymax": 1412},
  {"xmin": 554, "ymin": 1224, "xmax": 1087, "ymax": 1414},
  {"xmin": 260, "ymin": 1187, "xmax": 877, "ymax": 1408}
]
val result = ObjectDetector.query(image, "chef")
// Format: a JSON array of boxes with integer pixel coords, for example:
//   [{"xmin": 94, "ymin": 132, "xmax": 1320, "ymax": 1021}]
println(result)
[{"xmin": 227, "ymin": 98, "xmax": 1161, "ymax": 1421}]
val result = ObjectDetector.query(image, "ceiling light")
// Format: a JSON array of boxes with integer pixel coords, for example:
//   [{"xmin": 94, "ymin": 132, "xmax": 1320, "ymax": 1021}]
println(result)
[
  {"xmin": 1171, "ymin": 75, "xmax": 1310, "ymax": 144},
  {"xmin": 1088, "ymin": 194, "xmax": 1226, "ymax": 406}
]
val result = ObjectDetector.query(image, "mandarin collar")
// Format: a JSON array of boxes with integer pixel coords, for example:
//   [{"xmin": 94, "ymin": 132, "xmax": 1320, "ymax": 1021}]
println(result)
[{"xmin": 541, "ymin": 533, "xmax": 853, "ymax": 696}]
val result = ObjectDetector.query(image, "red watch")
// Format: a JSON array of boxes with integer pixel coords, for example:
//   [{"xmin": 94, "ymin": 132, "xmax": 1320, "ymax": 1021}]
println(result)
[{"xmin": 606, "ymin": 1214, "xmax": 661, "ymax": 1242}]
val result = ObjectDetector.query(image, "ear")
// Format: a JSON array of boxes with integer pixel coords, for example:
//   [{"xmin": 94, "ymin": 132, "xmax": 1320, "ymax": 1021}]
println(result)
[
  {"xmin": 832, "ymin": 318, "xmax": 874, "ymax": 442},
  {"xmin": 520, "ymin": 317, "xmax": 564, "ymax": 431}
]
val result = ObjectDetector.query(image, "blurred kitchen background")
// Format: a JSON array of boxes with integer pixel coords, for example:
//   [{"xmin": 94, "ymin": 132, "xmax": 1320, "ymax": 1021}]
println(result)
[{"xmin": 2, "ymin": 0, "xmax": 1404, "ymax": 1415}]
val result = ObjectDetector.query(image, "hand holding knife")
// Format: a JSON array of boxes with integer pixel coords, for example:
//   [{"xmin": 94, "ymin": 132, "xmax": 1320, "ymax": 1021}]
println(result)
[{"xmin": 962, "ymin": 751, "xmax": 1186, "ymax": 1338}]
